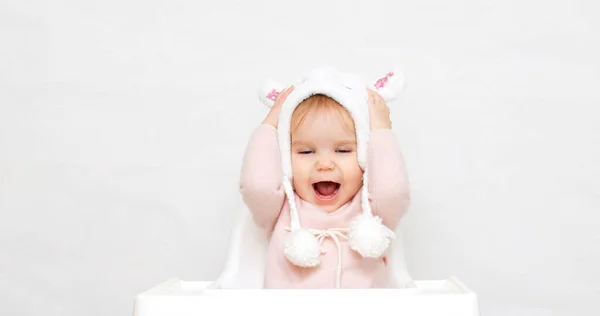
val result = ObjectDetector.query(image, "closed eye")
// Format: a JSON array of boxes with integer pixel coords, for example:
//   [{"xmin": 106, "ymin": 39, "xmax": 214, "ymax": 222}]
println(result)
[
  {"xmin": 336, "ymin": 148, "xmax": 353, "ymax": 153},
  {"xmin": 298, "ymin": 149, "xmax": 314, "ymax": 154}
]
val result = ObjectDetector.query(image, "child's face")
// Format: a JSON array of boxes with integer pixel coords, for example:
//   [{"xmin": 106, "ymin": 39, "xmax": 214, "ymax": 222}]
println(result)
[{"xmin": 290, "ymin": 107, "xmax": 363, "ymax": 213}]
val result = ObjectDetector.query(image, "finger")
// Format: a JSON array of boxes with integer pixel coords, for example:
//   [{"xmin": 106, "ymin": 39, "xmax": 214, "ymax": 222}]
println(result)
[
  {"xmin": 284, "ymin": 85, "xmax": 294, "ymax": 96},
  {"xmin": 367, "ymin": 88, "xmax": 376, "ymax": 97},
  {"xmin": 367, "ymin": 88, "xmax": 384, "ymax": 103},
  {"xmin": 367, "ymin": 88, "xmax": 375, "ymax": 103},
  {"xmin": 373, "ymin": 91, "xmax": 385, "ymax": 105},
  {"xmin": 274, "ymin": 86, "xmax": 294, "ymax": 104},
  {"xmin": 278, "ymin": 85, "xmax": 294, "ymax": 101}
]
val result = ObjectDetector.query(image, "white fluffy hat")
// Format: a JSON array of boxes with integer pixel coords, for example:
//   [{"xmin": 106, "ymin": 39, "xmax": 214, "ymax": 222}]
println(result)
[{"xmin": 258, "ymin": 66, "xmax": 404, "ymax": 268}]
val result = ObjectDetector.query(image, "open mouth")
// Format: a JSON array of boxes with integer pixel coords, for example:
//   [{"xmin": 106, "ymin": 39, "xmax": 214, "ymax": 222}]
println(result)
[{"xmin": 312, "ymin": 181, "xmax": 341, "ymax": 201}]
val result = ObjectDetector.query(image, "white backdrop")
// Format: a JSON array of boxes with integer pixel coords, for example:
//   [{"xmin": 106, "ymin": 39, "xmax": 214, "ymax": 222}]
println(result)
[{"xmin": 1, "ymin": 0, "xmax": 599, "ymax": 315}]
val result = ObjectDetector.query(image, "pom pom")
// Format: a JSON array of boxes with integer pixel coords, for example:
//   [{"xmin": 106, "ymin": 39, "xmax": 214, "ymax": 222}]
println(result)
[
  {"xmin": 348, "ymin": 213, "xmax": 396, "ymax": 258},
  {"xmin": 283, "ymin": 228, "xmax": 321, "ymax": 267}
]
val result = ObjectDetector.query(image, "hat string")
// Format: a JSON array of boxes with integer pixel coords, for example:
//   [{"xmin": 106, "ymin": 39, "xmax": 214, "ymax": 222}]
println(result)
[
  {"xmin": 361, "ymin": 169, "xmax": 374, "ymax": 217},
  {"xmin": 282, "ymin": 176, "xmax": 301, "ymax": 231}
]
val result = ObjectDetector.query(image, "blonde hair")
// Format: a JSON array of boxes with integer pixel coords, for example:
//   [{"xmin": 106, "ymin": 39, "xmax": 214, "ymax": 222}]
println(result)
[{"xmin": 290, "ymin": 94, "xmax": 355, "ymax": 133}]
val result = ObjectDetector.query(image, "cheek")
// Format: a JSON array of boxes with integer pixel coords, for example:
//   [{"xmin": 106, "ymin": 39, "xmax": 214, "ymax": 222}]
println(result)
[
  {"xmin": 337, "ymin": 154, "xmax": 359, "ymax": 169},
  {"xmin": 348, "ymin": 168, "xmax": 364, "ymax": 183},
  {"xmin": 339, "ymin": 158, "xmax": 363, "ymax": 183},
  {"xmin": 291, "ymin": 157, "xmax": 312, "ymax": 181}
]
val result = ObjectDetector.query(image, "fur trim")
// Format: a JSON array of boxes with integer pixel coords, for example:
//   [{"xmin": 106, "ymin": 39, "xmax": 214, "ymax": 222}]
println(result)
[{"xmin": 277, "ymin": 70, "xmax": 371, "ymax": 178}]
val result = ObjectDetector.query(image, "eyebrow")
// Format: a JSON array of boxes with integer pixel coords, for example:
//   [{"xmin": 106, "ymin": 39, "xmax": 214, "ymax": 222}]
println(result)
[
  {"xmin": 291, "ymin": 140, "xmax": 312, "ymax": 147},
  {"xmin": 336, "ymin": 140, "xmax": 357, "ymax": 146},
  {"xmin": 291, "ymin": 140, "xmax": 356, "ymax": 147}
]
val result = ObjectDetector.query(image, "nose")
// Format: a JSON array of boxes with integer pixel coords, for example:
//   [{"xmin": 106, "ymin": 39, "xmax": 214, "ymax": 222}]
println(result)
[{"xmin": 316, "ymin": 158, "xmax": 335, "ymax": 172}]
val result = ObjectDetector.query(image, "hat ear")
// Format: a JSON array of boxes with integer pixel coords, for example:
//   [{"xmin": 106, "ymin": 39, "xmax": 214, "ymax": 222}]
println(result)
[
  {"xmin": 370, "ymin": 70, "xmax": 404, "ymax": 102},
  {"xmin": 258, "ymin": 79, "xmax": 288, "ymax": 108}
]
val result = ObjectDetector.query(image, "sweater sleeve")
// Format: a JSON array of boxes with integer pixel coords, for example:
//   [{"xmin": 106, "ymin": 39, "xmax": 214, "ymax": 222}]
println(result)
[
  {"xmin": 367, "ymin": 130, "xmax": 411, "ymax": 230},
  {"xmin": 239, "ymin": 124, "xmax": 285, "ymax": 232}
]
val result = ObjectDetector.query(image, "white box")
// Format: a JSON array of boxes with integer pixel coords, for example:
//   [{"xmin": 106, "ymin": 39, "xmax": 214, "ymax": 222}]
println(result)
[{"xmin": 133, "ymin": 277, "xmax": 480, "ymax": 316}]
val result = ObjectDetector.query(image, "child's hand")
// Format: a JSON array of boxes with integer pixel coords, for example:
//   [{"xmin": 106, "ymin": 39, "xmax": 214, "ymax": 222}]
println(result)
[
  {"xmin": 367, "ymin": 89, "xmax": 392, "ymax": 131},
  {"xmin": 263, "ymin": 86, "xmax": 294, "ymax": 128}
]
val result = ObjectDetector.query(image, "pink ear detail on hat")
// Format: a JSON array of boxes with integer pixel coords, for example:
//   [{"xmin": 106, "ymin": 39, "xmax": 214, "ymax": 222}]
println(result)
[
  {"xmin": 266, "ymin": 89, "xmax": 280, "ymax": 101},
  {"xmin": 374, "ymin": 72, "xmax": 395, "ymax": 90}
]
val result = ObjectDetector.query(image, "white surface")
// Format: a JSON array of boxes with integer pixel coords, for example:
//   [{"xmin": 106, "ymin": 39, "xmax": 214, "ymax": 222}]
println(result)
[
  {"xmin": 133, "ymin": 278, "xmax": 480, "ymax": 316},
  {"xmin": 1, "ymin": 0, "xmax": 599, "ymax": 316}
]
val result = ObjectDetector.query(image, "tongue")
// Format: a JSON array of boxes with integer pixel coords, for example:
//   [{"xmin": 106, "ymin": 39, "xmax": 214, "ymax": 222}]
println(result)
[{"xmin": 315, "ymin": 182, "xmax": 337, "ymax": 196}]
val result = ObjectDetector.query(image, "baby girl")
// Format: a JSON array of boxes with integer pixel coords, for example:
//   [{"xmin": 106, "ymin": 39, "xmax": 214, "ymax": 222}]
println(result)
[{"xmin": 239, "ymin": 67, "xmax": 411, "ymax": 289}]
